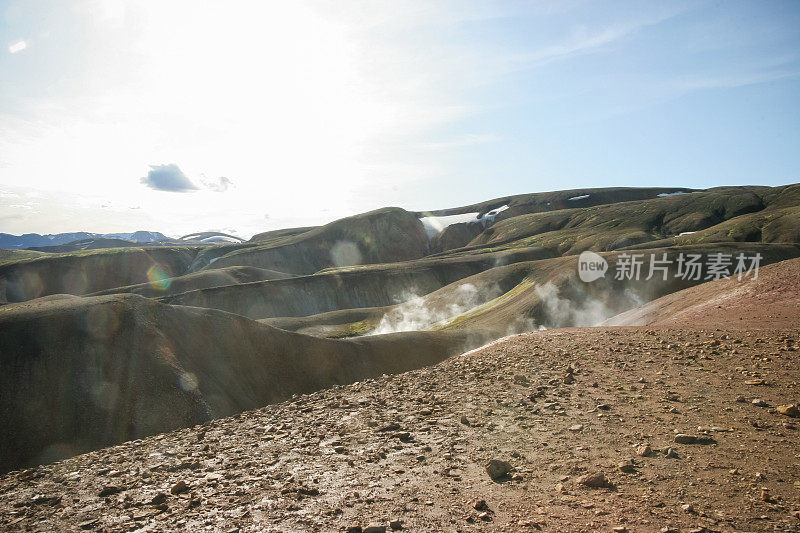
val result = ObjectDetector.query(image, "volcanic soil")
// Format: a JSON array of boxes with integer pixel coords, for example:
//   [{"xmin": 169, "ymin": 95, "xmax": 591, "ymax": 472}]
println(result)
[{"xmin": 1, "ymin": 321, "xmax": 798, "ymax": 532}]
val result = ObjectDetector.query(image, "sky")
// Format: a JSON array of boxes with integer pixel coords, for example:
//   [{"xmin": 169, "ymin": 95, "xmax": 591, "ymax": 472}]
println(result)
[{"xmin": 1, "ymin": 0, "xmax": 799, "ymax": 238}]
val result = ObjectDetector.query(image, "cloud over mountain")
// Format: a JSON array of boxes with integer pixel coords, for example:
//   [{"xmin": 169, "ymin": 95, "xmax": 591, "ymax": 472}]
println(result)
[{"xmin": 140, "ymin": 164, "xmax": 198, "ymax": 192}]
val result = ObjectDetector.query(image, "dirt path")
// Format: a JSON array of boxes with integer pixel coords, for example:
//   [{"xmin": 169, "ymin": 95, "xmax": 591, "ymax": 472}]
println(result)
[{"xmin": 1, "ymin": 327, "xmax": 798, "ymax": 532}]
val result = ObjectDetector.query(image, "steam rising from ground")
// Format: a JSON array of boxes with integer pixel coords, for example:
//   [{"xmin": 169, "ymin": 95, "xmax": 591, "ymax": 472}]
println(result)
[
  {"xmin": 534, "ymin": 281, "xmax": 644, "ymax": 328},
  {"xmin": 371, "ymin": 283, "xmax": 499, "ymax": 335},
  {"xmin": 370, "ymin": 279, "xmax": 647, "ymax": 337}
]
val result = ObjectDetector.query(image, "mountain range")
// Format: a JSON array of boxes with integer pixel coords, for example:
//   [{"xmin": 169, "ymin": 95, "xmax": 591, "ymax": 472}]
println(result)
[{"xmin": 0, "ymin": 231, "xmax": 167, "ymax": 249}]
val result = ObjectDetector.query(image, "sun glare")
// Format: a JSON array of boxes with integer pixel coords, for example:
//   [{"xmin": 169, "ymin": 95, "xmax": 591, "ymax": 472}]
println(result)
[{"xmin": 8, "ymin": 40, "xmax": 27, "ymax": 53}]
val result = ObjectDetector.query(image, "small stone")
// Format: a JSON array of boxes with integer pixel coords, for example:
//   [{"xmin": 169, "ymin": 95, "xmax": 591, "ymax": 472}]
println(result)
[
  {"xmin": 363, "ymin": 525, "xmax": 386, "ymax": 533},
  {"xmin": 346, "ymin": 526, "xmax": 362, "ymax": 533},
  {"xmin": 681, "ymin": 503, "xmax": 695, "ymax": 513},
  {"xmin": 485, "ymin": 459, "xmax": 513, "ymax": 480},
  {"xmin": 777, "ymin": 404, "xmax": 800, "ymax": 418},
  {"xmin": 577, "ymin": 471, "xmax": 613, "ymax": 489},
  {"xmin": 393, "ymin": 432, "xmax": 413, "ymax": 442},
  {"xmin": 460, "ymin": 415, "xmax": 471, "ymax": 426},
  {"xmin": 98, "ymin": 485, "xmax": 122, "ymax": 497},
  {"xmin": 150, "ymin": 493, "xmax": 168, "ymax": 505},
  {"xmin": 170, "ymin": 480, "xmax": 189, "ymax": 495},
  {"xmin": 511, "ymin": 473, "xmax": 524, "ymax": 481},
  {"xmin": 563, "ymin": 373, "xmax": 575, "ymax": 385},
  {"xmin": 661, "ymin": 528, "xmax": 679, "ymax": 533},
  {"xmin": 569, "ymin": 424, "xmax": 584, "ymax": 432},
  {"xmin": 472, "ymin": 499, "xmax": 489, "ymax": 511},
  {"xmin": 389, "ymin": 520, "xmax": 403, "ymax": 531},
  {"xmin": 617, "ymin": 461, "xmax": 636, "ymax": 473},
  {"xmin": 752, "ymin": 398, "xmax": 768, "ymax": 407},
  {"xmin": 31, "ymin": 494, "xmax": 62, "ymax": 506},
  {"xmin": 636, "ymin": 444, "xmax": 652, "ymax": 457},
  {"xmin": 612, "ymin": 527, "xmax": 629, "ymax": 533},
  {"xmin": 674, "ymin": 434, "xmax": 698, "ymax": 444},
  {"xmin": 597, "ymin": 403, "xmax": 611, "ymax": 411},
  {"xmin": 478, "ymin": 511, "xmax": 491, "ymax": 521},
  {"xmin": 761, "ymin": 488, "xmax": 773, "ymax": 502},
  {"xmin": 664, "ymin": 447, "xmax": 679, "ymax": 458}
]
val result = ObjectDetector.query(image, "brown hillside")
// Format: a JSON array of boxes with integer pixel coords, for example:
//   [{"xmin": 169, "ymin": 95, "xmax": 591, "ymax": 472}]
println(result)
[
  {"xmin": 0, "ymin": 294, "xmax": 486, "ymax": 473},
  {"xmin": 602, "ymin": 257, "xmax": 800, "ymax": 329}
]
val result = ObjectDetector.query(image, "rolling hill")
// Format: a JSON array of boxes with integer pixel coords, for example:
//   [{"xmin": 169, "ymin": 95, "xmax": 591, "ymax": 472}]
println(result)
[{"xmin": 0, "ymin": 182, "xmax": 798, "ymax": 481}]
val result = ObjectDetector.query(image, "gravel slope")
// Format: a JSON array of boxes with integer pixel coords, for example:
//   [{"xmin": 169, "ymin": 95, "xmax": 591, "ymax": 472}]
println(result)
[{"xmin": 2, "ymin": 326, "xmax": 798, "ymax": 532}]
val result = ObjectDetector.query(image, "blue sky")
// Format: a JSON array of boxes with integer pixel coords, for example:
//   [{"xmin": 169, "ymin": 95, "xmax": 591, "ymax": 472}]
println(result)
[{"xmin": 1, "ymin": 0, "xmax": 798, "ymax": 237}]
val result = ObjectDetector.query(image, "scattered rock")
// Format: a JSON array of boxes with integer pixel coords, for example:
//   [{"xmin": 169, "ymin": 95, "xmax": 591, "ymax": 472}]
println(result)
[
  {"xmin": 98, "ymin": 485, "xmax": 123, "ymax": 497},
  {"xmin": 485, "ymin": 459, "xmax": 513, "ymax": 481},
  {"xmin": 514, "ymin": 374, "xmax": 530, "ymax": 385},
  {"xmin": 150, "ymin": 492, "xmax": 168, "ymax": 505},
  {"xmin": 681, "ymin": 503, "xmax": 695, "ymax": 513},
  {"xmin": 393, "ymin": 432, "xmax": 413, "ymax": 442},
  {"xmin": 577, "ymin": 471, "xmax": 613, "ymax": 489},
  {"xmin": 617, "ymin": 460, "xmax": 636, "ymax": 473},
  {"xmin": 389, "ymin": 519, "xmax": 403, "ymax": 530},
  {"xmin": 636, "ymin": 444, "xmax": 652, "ymax": 457},
  {"xmin": 777, "ymin": 404, "xmax": 800, "ymax": 418},
  {"xmin": 363, "ymin": 525, "xmax": 386, "ymax": 533},
  {"xmin": 752, "ymin": 398, "xmax": 769, "ymax": 407},
  {"xmin": 471, "ymin": 499, "xmax": 489, "ymax": 511},
  {"xmin": 170, "ymin": 480, "xmax": 189, "ymax": 495},
  {"xmin": 673, "ymin": 434, "xmax": 698, "ymax": 444},
  {"xmin": 664, "ymin": 447, "xmax": 679, "ymax": 458},
  {"xmin": 30, "ymin": 494, "xmax": 62, "ymax": 506},
  {"xmin": 568, "ymin": 424, "xmax": 584, "ymax": 432}
]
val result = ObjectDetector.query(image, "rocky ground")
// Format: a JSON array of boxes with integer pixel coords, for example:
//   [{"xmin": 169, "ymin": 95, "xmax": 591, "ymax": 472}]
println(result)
[{"xmin": 1, "ymin": 326, "xmax": 799, "ymax": 532}]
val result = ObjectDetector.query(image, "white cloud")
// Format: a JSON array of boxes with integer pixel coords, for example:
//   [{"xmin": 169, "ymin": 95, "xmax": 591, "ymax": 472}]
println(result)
[{"xmin": 140, "ymin": 164, "xmax": 198, "ymax": 192}]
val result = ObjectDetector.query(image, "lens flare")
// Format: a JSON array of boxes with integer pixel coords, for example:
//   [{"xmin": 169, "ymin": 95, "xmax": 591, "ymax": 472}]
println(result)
[
  {"xmin": 330, "ymin": 240, "xmax": 362, "ymax": 267},
  {"xmin": 179, "ymin": 372, "xmax": 198, "ymax": 392},
  {"xmin": 146, "ymin": 265, "xmax": 172, "ymax": 290}
]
